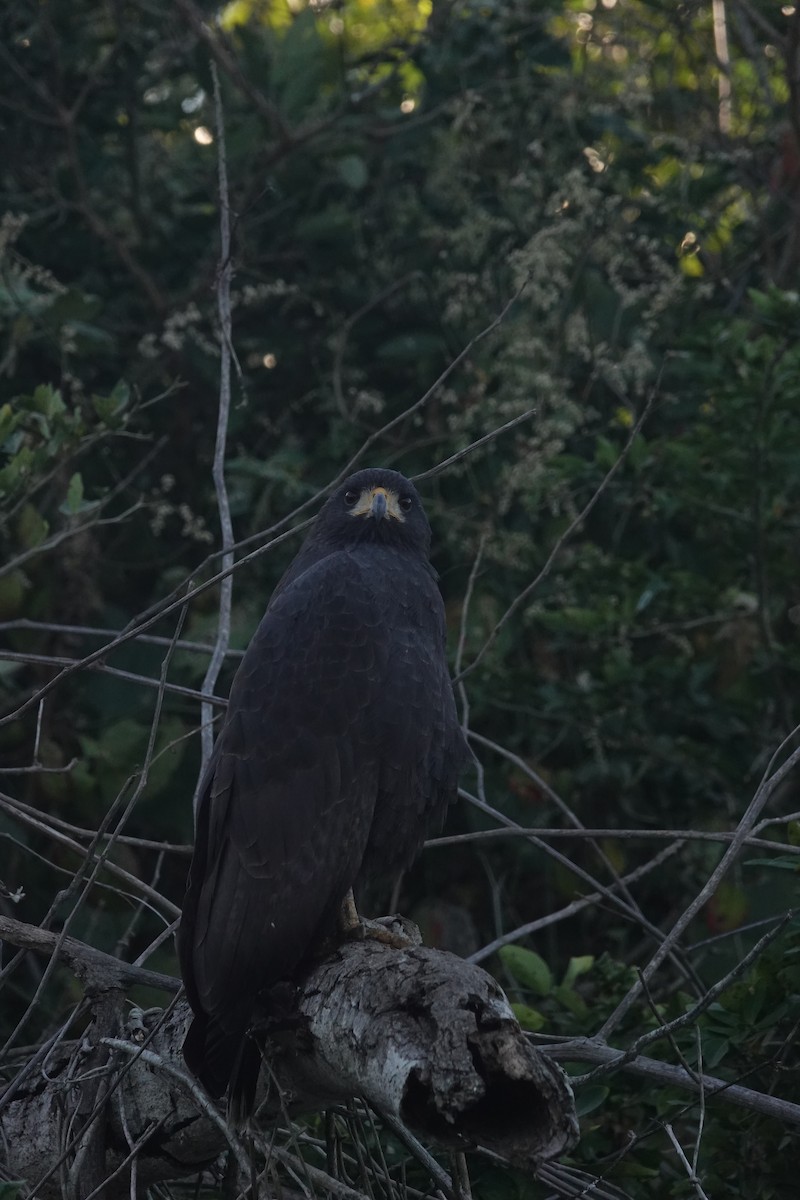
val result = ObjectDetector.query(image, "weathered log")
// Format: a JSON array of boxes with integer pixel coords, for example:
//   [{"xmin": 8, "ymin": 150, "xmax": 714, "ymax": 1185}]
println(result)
[{"xmin": 0, "ymin": 919, "xmax": 578, "ymax": 1198}]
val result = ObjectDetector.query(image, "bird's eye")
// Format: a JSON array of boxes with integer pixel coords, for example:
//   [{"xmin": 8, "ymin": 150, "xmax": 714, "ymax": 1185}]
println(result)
[
  {"xmin": 344, "ymin": 489, "xmax": 359, "ymax": 507},
  {"xmin": 399, "ymin": 496, "xmax": 413, "ymax": 512}
]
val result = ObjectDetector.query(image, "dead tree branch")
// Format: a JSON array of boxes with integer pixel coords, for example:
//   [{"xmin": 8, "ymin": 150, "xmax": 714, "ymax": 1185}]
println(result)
[{"xmin": 0, "ymin": 930, "xmax": 577, "ymax": 1198}]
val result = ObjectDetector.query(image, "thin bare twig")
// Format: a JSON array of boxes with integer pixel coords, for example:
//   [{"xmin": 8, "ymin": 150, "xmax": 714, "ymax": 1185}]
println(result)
[
  {"xmin": 195, "ymin": 62, "xmax": 236, "ymax": 812},
  {"xmin": 467, "ymin": 841, "xmax": 683, "ymax": 964},
  {"xmin": 597, "ymin": 735, "xmax": 800, "ymax": 1039},
  {"xmin": 0, "ymin": 618, "xmax": 244, "ymax": 658},
  {"xmin": 0, "ymin": 277, "xmax": 529, "ymax": 732},
  {"xmin": 455, "ymin": 391, "xmax": 656, "ymax": 684},
  {"xmin": 0, "ymin": 914, "xmax": 179, "ymax": 995},
  {"xmin": 542, "ymin": 1038, "xmax": 800, "ymax": 1126},
  {"xmin": 426, "ymin": 824, "xmax": 798, "ymax": 855},
  {"xmin": 664, "ymin": 1124, "xmax": 711, "ymax": 1200}
]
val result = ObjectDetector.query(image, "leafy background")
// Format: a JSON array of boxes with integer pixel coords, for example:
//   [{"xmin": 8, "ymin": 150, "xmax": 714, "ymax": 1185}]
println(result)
[{"xmin": 2, "ymin": 0, "xmax": 800, "ymax": 1197}]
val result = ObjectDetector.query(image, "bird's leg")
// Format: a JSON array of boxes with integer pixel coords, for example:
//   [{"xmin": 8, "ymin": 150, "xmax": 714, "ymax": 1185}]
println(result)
[
  {"xmin": 338, "ymin": 889, "xmax": 361, "ymax": 935},
  {"xmin": 338, "ymin": 889, "xmax": 421, "ymax": 950}
]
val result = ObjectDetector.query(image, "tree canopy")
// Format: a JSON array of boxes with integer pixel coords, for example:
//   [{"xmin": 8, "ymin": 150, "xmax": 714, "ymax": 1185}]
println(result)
[{"xmin": 2, "ymin": 1, "xmax": 800, "ymax": 1197}]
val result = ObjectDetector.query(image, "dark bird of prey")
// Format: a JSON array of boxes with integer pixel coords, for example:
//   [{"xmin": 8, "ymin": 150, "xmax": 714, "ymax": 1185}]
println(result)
[{"xmin": 178, "ymin": 467, "xmax": 467, "ymax": 1118}]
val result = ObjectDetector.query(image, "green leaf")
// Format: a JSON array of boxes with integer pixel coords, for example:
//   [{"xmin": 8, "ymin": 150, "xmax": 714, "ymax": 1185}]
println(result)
[
  {"xmin": 63, "ymin": 472, "xmax": 84, "ymax": 515},
  {"xmin": 701, "ymin": 1035, "xmax": 730, "ymax": 1069},
  {"xmin": 499, "ymin": 945, "xmax": 553, "ymax": 995},
  {"xmin": 0, "ymin": 403, "xmax": 20, "ymax": 445},
  {"xmin": 16, "ymin": 503, "xmax": 49, "ymax": 549},
  {"xmin": 273, "ymin": 9, "xmax": 329, "ymax": 119},
  {"xmin": 337, "ymin": 154, "xmax": 369, "ymax": 191},
  {"xmin": 376, "ymin": 332, "xmax": 444, "ymax": 363},
  {"xmin": 595, "ymin": 435, "xmax": 619, "ymax": 469},
  {"xmin": 92, "ymin": 379, "xmax": 129, "ymax": 424},
  {"xmin": 0, "ymin": 1184, "xmax": 26, "ymax": 1199},
  {"xmin": 31, "ymin": 384, "xmax": 65, "ymax": 418},
  {"xmin": 575, "ymin": 1085, "xmax": 609, "ymax": 1117},
  {"xmin": 510, "ymin": 1002, "xmax": 546, "ymax": 1032},
  {"xmin": 0, "ymin": 570, "xmax": 28, "ymax": 620},
  {"xmin": 744, "ymin": 857, "xmax": 800, "ymax": 871},
  {"xmin": 562, "ymin": 955, "xmax": 595, "ymax": 989},
  {"xmin": 552, "ymin": 984, "xmax": 588, "ymax": 1019}
]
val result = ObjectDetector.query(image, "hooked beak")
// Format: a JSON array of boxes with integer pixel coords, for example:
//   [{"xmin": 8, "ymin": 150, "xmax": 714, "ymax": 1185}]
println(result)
[
  {"xmin": 349, "ymin": 485, "xmax": 405, "ymax": 522},
  {"xmin": 370, "ymin": 488, "xmax": 388, "ymax": 522}
]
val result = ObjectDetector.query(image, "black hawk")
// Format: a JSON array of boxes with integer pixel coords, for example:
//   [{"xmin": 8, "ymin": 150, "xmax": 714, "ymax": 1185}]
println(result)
[{"xmin": 178, "ymin": 467, "xmax": 467, "ymax": 1116}]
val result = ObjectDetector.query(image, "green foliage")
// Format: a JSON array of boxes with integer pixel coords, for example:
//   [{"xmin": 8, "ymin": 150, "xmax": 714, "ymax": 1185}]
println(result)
[
  {"xmin": 500, "ymin": 945, "xmax": 554, "ymax": 996},
  {"xmin": 0, "ymin": 1184, "xmax": 26, "ymax": 1199},
  {"xmin": 2, "ymin": 0, "xmax": 800, "ymax": 1195}
]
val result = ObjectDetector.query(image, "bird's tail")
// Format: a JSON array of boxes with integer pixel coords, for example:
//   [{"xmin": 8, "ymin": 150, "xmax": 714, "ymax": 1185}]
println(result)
[
  {"xmin": 227, "ymin": 1034, "xmax": 264, "ymax": 1126},
  {"xmin": 183, "ymin": 1008, "xmax": 262, "ymax": 1123}
]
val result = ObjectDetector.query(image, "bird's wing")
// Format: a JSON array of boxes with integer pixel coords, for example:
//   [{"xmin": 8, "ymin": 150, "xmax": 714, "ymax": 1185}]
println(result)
[
  {"xmin": 179, "ymin": 551, "xmax": 389, "ymax": 1025},
  {"xmin": 361, "ymin": 571, "xmax": 468, "ymax": 880}
]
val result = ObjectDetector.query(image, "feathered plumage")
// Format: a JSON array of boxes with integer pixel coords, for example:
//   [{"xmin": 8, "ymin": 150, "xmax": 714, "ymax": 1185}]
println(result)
[{"xmin": 178, "ymin": 468, "xmax": 467, "ymax": 1116}]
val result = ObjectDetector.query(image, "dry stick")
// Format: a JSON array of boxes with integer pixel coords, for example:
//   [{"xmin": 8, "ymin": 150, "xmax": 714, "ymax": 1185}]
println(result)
[
  {"xmin": 0, "ymin": 813, "xmax": 177, "ymax": 956},
  {"xmin": 597, "ymin": 736, "xmax": 800, "ymax": 1041},
  {"xmin": 0, "ymin": 414, "xmax": 538, "ymax": 708},
  {"xmin": 577, "ymin": 911, "xmax": 794, "ymax": 1082},
  {"xmin": 19, "ymin": 991, "xmax": 186, "ymax": 1200},
  {"xmin": 171, "ymin": 0, "xmax": 287, "ymax": 136},
  {"xmin": 101, "ymin": 1038, "xmax": 254, "ymax": 1184},
  {"xmin": 0, "ymin": 433, "xmax": 166, "ymax": 581},
  {"xmin": 452, "ymin": 1153, "xmax": 472, "ymax": 1200},
  {"xmin": 756, "ymin": 805, "xmax": 800, "ymax": 833},
  {"xmin": 1, "ymin": 788, "xmax": 191, "ymax": 856},
  {"xmin": 0, "ymin": 516, "xmax": 303, "ymax": 730},
  {"xmin": 0, "ymin": 648, "xmax": 228, "ymax": 708},
  {"xmin": 0, "ymin": 611, "xmax": 187, "ymax": 1088},
  {"xmin": 412, "ymin": 406, "xmax": 536, "ymax": 483},
  {"xmin": 0, "ymin": 914, "xmax": 177, "ymax": 1122},
  {"xmin": 664, "ymin": 1124, "xmax": 711, "ymax": 1200},
  {"xmin": 542, "ymin": 1038, "xmax": 800, "ymax": 1126},
  {"xmin": 360, "ymin": 1105, "xmax": 403, "ymax": 1200},
  {"xmin": 0, "ymin": 795, "xmax": 180, "ymax": 918},
  {"xmin": 466, "ymin": 842, "xmax": 682, "ymax": 964},
  {"xmin": 0, "ymin": 280, "xmax": 528, "ymax": 734},
  {"xmin": 196, "ymin": 62, "xmax": 236, "ymax": 812},
  {"xmin": 378, "ymin": 1111, "xmax": 454, "ymax": 1200},
  {"xmin": 453, "ymin": 532, "xmax": 487, "ymax": 734},
  {"xmin": 0, "ymin": 503, "xmax": 142, "ymax": 582},
  {"xmin": 534, "ymin": 1161, "xmax": 630, "ymax": 1200},
  {"xmin": 0, "ymin": 618, "xmax": 245, "ymax": 658},
  {"xmin": 0, "ymin": 792, "xmax": 179, "ymax": 912},
  {"xmin": 426, "ymin": 825, "xmax": 797, "ymax": 856},
  {"xmin": 691, "ymin": 1025, "xmax": 707, "ymax": 1179},
  {"xmin": 113, "ymin": 849, "xmax": 166, "ymax": 960},
  {"xmin": 0, "ymin": 999, "xmax": 89, "ymax": 1112},
  {"xmin": 333, "ymin": 272, "xmax": 422, "ymax": 419},
  {"xmin": 132, "ymin": 917, "xmax": 180, "ymax": 968},
  {"xmin": 455, "ymin": 390, "xmax": 655, "ymax": 686},
  {"xmin": 466, "ymin": 730, "xmax": 664, "ymax": 934},
  {"xmin": 269, "ymin": 1146, "xmax": 372, "ymax": 1200},
  {"xmin": 459, "ymin": 788, "xmax": 703, "ymax": 992},
  {"xmin": 80, "ymin": 1118, "xmax": 164, "ymax": 1200}
]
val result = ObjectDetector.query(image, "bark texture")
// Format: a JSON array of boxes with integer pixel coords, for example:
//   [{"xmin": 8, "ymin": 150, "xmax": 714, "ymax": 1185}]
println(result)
[{"xmin": 1, "ymin": 930, "xmax": 578, "ymax": 1198}]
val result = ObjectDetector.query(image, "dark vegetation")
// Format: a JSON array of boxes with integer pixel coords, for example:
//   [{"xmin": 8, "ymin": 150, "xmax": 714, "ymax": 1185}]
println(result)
[{"xmin": 1, "ymin": 0, "xmax": 800, "ymax": 1196}]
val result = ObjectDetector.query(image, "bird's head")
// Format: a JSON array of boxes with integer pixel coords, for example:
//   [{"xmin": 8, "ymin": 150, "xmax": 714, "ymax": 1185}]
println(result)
[{"xmin": 314, "ymin": 468, "xmax": 432, "ymax": 556}]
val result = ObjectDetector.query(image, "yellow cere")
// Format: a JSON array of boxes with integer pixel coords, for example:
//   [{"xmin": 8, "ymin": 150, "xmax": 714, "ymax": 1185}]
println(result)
[{"xmin": 350, "ymin": 486, "xmax": 406, "ymax": 522}]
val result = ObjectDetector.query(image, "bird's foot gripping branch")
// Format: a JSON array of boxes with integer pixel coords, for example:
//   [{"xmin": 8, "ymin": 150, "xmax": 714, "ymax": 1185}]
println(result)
[{"xmin": 337, "ymin": 896, "xmax": 423, "ymax": 950}]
